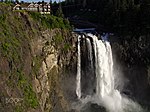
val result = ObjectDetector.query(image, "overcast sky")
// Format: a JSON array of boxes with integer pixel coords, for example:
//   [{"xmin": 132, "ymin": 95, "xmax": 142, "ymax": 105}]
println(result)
[{"xmin": 22, "ymin": 0, "xmax": 65, "ymax": 3}]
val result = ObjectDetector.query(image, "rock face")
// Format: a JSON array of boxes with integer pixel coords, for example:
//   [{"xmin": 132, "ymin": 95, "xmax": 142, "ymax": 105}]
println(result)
[
  {"xmin": 31, "ymin": 29, "xmax": 77, "ymax": 112},
  {"xmin": 31, "ymin": 30, "xmax": 58, "ymax": 110},
  {"xmin": 0, "ymin": 4, "xmax": 77, "ymax": 112},
  {"xmin": 110, "ymin": 35, "xmax": 150, "ymax": 108}
]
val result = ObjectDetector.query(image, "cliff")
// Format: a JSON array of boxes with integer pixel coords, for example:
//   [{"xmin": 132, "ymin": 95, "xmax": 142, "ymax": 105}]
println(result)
[
  {"xmin": 110, "ymin": 34, "xmax": 150, "ymax": 108},
  {"xmin": 0, "ymin": 3, "xmax": 77, "ymax": 112}
]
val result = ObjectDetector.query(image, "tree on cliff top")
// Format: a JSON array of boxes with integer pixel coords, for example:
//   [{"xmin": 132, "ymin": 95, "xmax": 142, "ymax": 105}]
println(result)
[{"xmin": 56, "ymin": 3, "xmax": 64, "ymax": 18}]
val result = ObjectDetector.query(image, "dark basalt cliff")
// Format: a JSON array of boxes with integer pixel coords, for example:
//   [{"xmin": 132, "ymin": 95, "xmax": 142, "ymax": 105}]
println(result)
[{"xmin": 110, "ymin": 34, "xmax": 150, "ymax": 108}]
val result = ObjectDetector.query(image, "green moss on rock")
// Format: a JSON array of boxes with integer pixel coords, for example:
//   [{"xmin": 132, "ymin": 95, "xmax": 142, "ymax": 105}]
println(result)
[{"xmin": 0, "ymin": 3, "xmax": 74, "ymax": 112}]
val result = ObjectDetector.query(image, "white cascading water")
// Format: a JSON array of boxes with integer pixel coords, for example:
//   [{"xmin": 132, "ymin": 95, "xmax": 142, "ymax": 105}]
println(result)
[
  {"xmin": 86, "ymin": 37, "xmax": 94, "ymax": 72},
  {"xmin": 76, "ymin": 35, "xmax": 81, "ymax": 99},
  {"xmin": 92, "ymin": 34, "xmax": 123, "ymax": 112},
  {"xmin": 95, "ymin": 38, "xmax": 114, "ymax": 98},
  {"xmin": 75, "ymin": 33, "xmax": 144, "ymax": 112}
]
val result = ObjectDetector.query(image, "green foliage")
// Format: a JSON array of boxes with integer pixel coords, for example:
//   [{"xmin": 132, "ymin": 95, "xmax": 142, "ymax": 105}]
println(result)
[
  {"xmin": 54, "ymin": 33, "xmax": 63, "ymax": 45},
  {"xmin": 0, "ymin": 12, "xmax": 23, "ymax": 64},
  {"xmin": 0, "ymin": 14, "xmax": 6, "ymax": 22},
  {"xmin": 1, "ymin": 36, "xmax": 21, "ymax": 62},
  {"xmin": 56, "ymin": 4, "xmax": 64, "ymax": 18},
  {"xmin": 17, "ymin": 70, "xmax": 39, "ymax": 108},
  {"xmin": 15, "ymin": 105, "xmax": 24, "ymax": 112},
  {"xmin": 63, "ymin": 43, "xmax": 70, "ymax": 53},
  {"xmin": 65, "ymin": 0, "xmax": 150, "ymax": 35},
  {"xmin": 17, "ymin": 70, "xmax": 26, "ymax": 87},
  {"xmin": 52, "ymin": 32, "xmax": 72, "ymax": 53},
  {"xmin": 0, "ymin": 4, "xmax": 72, "ymax": 111},
  {"xmin": 29, "ymin": 12, "xmax": 71, "ymax": 29},
  {"xmin": 24, "ymin": 84, "xmax": 39, "ymax": 108},
  {"xmin": 32, "ymin": 56, "xmax": 43, "ymax": 76},
  {"xmin": 0, "ymin": 4, "xmax": 40, "ymax": 110},
  {"xmin": 0, "ymin": 1, "xmax": 13, "ymax": 5}
]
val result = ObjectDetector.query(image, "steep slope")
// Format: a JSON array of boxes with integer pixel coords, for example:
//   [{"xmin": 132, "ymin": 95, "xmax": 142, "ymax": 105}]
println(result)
[
  {"xmin": 0, "ymin": 3, "xmax": 77, "ymax": 112},
  {"xmin": 110, "ymin": 34, "xmax": 150, "ymax": 109}
]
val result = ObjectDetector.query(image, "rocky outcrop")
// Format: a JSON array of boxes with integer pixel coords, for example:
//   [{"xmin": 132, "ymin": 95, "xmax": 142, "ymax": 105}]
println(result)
[
  {"xmin": 31, "ymin": 29, "xmax": 77, "ymax": 112},
  {"xmin": 110, "ymin": 34, "xmax": 150, "ymax": 108},
  {"xmin": 0, "ymin": 4, "xmax": 77, "ymax": 112}
]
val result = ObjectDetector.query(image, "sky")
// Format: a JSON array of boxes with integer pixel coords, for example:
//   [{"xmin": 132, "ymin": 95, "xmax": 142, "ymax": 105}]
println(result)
[{"xmin": 22, "ymin": 0, "xmax": 65, "ymax": 3}]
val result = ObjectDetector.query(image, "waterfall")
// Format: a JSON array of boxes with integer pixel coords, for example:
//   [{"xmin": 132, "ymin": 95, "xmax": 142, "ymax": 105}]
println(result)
[
  {"xmin": 91, "ymin": 34, "xmax": 123, "ymax": 112},
  {"xmin": 86, "ymin": 38, "xmax": 93, "ymax": 70},
  {"xmin": 75, "ymin": 33, "xmax": 144, "ymax": 112},
  {"xmin": 94, "ymin": 39, "xmax": 114, "ymax": 98},
  {"xmin": 76, "ymin": 35, "xmax": 81, "ymax": 99}
]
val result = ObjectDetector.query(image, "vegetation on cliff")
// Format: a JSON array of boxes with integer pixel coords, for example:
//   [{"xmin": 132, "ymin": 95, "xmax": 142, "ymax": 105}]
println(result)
[{"xmin": 0, "ymin": 3, "xmax": 75, "ymax": 112}]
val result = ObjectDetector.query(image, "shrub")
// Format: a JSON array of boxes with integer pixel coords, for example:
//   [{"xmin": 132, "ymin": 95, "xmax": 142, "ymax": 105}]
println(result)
[{"xmin": 29, "ymin": 12, "xmax": 71, "ymax": 29}]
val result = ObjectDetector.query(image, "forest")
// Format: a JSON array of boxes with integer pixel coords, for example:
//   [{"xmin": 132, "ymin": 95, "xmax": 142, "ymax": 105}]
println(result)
[{"xmin": 63, "ymin": 0, "xmax": 150, "ymax": 35}]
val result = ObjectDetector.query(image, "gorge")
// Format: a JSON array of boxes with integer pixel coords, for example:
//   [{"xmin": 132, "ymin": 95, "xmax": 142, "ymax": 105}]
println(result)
[{"xmin": 1, "ymin": 2, "xmax": 150, "ymax": 112}]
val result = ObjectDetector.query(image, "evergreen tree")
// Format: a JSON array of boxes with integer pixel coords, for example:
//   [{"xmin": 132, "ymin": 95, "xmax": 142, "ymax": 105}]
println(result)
[
  {"xmin": 50, "ymin": 0, "xmax": 52, "ymax": 4},
  {"xmin": 42, "ymin": 0, "xmax": 44, "ymax": 12},
  {"xmin": 56, "ymin": 3, "xmax": 64, "ymax": 18},
  {"xmin": 15, "ymin": 0, "xmax": 19, "ymax": 4}
]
